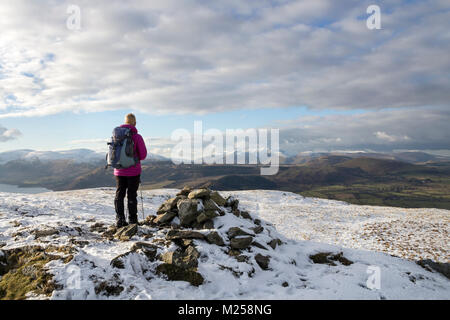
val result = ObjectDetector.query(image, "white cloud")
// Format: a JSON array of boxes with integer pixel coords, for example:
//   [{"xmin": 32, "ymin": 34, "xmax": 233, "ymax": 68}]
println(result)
[
  {"xmin": 276, "ymin": 107, "xmax": 450, "ymax": 155},
  {"xmin": 0, "ymin": 0, "xmax": 448, "ymax": 119},
  {"xmin": 0, "ymin": 125, "xmax": 22, "ymax": 142},
  {"xmin": 375, "ymin": 131, "xmax": 410, "ymax": 142}
]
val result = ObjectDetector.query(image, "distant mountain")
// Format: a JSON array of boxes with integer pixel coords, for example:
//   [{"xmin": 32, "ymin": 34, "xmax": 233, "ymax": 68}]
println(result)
[
  {"xmin": 0, "ymin": 148, "xmax": 169, "ymax": 164},
  {"xmin": 0, "ymin": 149, "xmax": 104, "ymax": 164},
  {"xmin": 283, "ymin": 151, "xmax": 450, "ymax": 165}
]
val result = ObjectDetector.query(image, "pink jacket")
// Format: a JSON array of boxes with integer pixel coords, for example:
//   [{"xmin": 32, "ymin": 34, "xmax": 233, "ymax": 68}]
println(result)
[{"xmin": 114, "ymin": 124, "xmax": 147, "ymax": 177}]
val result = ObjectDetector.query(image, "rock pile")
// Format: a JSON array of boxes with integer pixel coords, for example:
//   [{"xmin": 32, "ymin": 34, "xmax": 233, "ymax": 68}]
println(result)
[{"xmin": 109, "ymin": 187, "xmax": 284, "ymax": 287}]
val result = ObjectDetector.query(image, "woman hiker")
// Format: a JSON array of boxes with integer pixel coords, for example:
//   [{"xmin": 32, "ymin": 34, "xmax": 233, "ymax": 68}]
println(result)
[{"xmin": 114, "ymin": 113, "xmax": 147, "ymax": 227}]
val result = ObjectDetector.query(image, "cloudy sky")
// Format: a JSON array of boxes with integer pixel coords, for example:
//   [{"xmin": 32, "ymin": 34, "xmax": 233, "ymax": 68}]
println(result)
[{"xmin": 0, "ymin": 0, "xmax": 449, "ymax": 157}]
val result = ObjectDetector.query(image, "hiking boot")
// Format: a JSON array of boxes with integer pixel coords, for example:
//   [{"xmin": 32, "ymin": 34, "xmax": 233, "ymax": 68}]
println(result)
[
  {"xmin": 128, "ymin": 215, "xmax": 138, "ymax": 225},
  {"xmin": 116, "ymin": 219, "xmax": 128, "ymax": 228}
]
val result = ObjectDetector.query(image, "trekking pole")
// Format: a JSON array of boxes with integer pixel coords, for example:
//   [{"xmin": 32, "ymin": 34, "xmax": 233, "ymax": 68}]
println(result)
[
  {"xmin": 140, "ymin": 181, "xmax": 145, "ymax": 220},
  {"xmin": 125, "ymin": 197, "xmax": 129, "ymax": 222}
]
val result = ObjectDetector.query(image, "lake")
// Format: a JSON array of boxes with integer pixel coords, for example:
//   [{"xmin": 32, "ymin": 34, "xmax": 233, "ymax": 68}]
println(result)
[{"xmin": 0, "ymin": 183, "xmax": 52, "ymax": 194}]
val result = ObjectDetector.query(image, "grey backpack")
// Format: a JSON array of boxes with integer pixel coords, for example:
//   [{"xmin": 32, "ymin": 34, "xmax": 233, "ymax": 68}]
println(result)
[{"xmin": 105, "ymin": 127, "xmax": 138, "ymax": 169}]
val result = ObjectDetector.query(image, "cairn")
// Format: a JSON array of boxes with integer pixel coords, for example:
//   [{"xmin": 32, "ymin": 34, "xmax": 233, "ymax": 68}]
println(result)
[{"xmin": 110, "ymin": 187, "xmax": 284, "ymax": 286}]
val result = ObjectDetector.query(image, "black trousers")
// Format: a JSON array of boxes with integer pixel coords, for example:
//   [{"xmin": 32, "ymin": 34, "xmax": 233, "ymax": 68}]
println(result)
[{"xmin": 115, "ymin": 175, "xmax": 140, "ymax": 223}]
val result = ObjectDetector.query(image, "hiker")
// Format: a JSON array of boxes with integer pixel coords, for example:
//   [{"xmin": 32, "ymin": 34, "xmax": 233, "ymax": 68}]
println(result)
[{"xmin": 113, "ymin": 113, "xmax": 147, "ymax": 227}]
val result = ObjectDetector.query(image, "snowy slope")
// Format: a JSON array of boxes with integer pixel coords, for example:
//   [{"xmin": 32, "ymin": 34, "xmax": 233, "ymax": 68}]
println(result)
[
  {"xmin": 0, "ymin": 188, "xmax": 448, "ymax": 300},
  {"xmin": 228, "ymin": 190, "xmax": 449, "ymax": 263}
]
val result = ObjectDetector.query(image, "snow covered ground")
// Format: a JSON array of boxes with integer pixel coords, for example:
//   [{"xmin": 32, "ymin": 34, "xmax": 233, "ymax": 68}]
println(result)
[
  {"xmin": 226, "ymin": 190, "xmax": 449, "ymax": 263},
  {"xmin": 0, "ymin": 188, "xmax": 448, "ymax": 300}
]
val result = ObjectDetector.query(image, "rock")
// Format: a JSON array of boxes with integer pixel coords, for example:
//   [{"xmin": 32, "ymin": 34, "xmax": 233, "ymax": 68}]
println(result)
[
  {"xmin": 227, "ymin": 227, "xmax": 254, "ymax": 239},
  {"xmin": 254, "ymin": 219, "xmax": 261, "ymax": 226},
  {"xmin": 235, "ymin": 255, "xmax": 249, "ymax": 263},
  {"xmin": 268, "ymin": 238, "xmax": 283, "ymax": 250},
  {"xmin": 191, "ymin": 221, "xmax": 204, "ymax": 229},
  {"xmin": 417, "ymin": 260, "xmax": 450, "ymax": 279},
  {"xmin": 130, "ymin": 242, "xmax": 158, "ymax": 260},
  {"xmin": 206, "ymin": 231, "xmax": 225, "ymax": 246},
  {"xmin": 282, "ymin": 281, "xmax": 289, "ymax": 287},
  {"xmin": 226, "ymin": 197, "xmax": 239, "ymax": 210},
  {"xmin": 210, "ymin": 191, "xmax": 227, "ymax": 206},
  {"xmin": 110, "ymin": 252, "xmax": 130, "ymax": 269},
  {"xmin": 232, "ymin": 209, "xmax": 240, "ymax": 217},
  {"xmin": 157, "ymin": 196, "xmax": 182, "ymax": 214},
  {"xmin": 196, "ymin": 210, "xmax": 219, "ymax": 224},
  {"xmin": 177, "ymin": 199, "xmax": 201, "ymax": 226},
  {"xmin": 203, "ymin": 199, "xmax": 220, "ymax": 211},
  {"xmin": 252, "ymin": 226, "xmax": 264, "ymax": 234},
  {"xmin": 240, "ymin": 211, "xmax": 252, "ymax": 220},
  {"xmin": 230, "ymin": 236, "xmax": 253, "ymax": 250},
  {"xmin": 202, "ymin": 220, "xmax": 214, "ymax": 229},
  {"xmin": 94, "ymin": 281, "xmax": 124, "ymax": 297},
  {"xmin": 166, "ymin": 230, "xmax": 206, "ymax": 240},
  {"xmin": 102, "ymin": 226, "xmax": 118, "ymax": 239},
  {"xmin": 154, "ymin": 211, "xmax": 177, "ymax": 224},
  {"xmin": 309, "ymin": 252, "xmax": 353, "ymax": 266},
  {"xmin": 90, "ymin": 222, "xmax": 107, "ymax": 233},
  {"xmin": 252, "ymin": 241, "xmax": 268, "ymax": 250},
  {"xmin": 255, "ymin": 253, "xmax": 270, "ymax": 270},
  {"xmin": 180, "ymin": 239, "xmax": 194, "ymax": 247},
  {"xmin": 176, "ymin": 186, "xmax": 192, "ymax": 197},
  {"xmin": 227, "ymin": 249, "xmax": 241, "ymax": 257},
  {"xmin": 33, "ymin": 228, "xmax": 59, "ymax": 238},
  {"xmin": 155, "ymin": 264, "xmax": 204, "ymax": 286},
  {"xmin": 187, "ymin": 189, "xmax": 211, "ymax": 199},
  {"xmin": 161, "ymin": 246, "xmax": 200, "ymax": 269},
  {"xmin": 143, "ymin": 215, "xmax": 156, "ymax": 226},
  {"xmin": 114, "ymin": 224, "xmax": 138, "ymax": 241}
]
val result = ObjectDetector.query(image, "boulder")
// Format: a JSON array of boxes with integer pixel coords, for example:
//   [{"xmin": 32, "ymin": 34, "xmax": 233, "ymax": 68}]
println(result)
[
  {"xmin": 202, "ymin": 220, "xmax": 214, "ymax": 229},
  {"xmin": 252, "ymin": 241, "xmax": 268, "ymax": 250},
  {"xmin": 33, "ymin": 228, "xmax": 59, "ymax": 238},
  {"xmin": 227, "ymin": 227, "xmax": 254, "ymax": 239},
  {"xmin": 230, "ymin": 236, "xmax": 253, "ymax": 250},
  {"xmin": 155, "ymin": 264, "xmax": 204, "ymax": 286},
  {"xmin": 240, "ymin": 211, "xmax": 252, "ymax": 220},
  {"xmin": 206, "ymin": 231, "xmax": 225, "ymax": 246},
  {"xmin": 157, "ymin": 196, "xmax": 181, "ymax": 214},
  {"xmin": 161, "ymin": 246, "xmax": 200, "ymax": 269},
  {"xmin": 187, "ymin": 189, "xmax": 211, "ymax": 199},
  {"xmin": 225, "ymin": 197, "xmax": 239, "ymax": 210},
  {"xmin": 235, "ymin": 255, "xmax": 249, "ymax": 263},
  {"xmin": 268, "ymin": 239, "xmax": 283, "ymax": 250},
  {"xmin": 114, "ymin": 224, "xmax": 138, "ymax": 241},
  {"xmin": 176, "ymin": 186, "xmax": 192, "ymax": 197},
  {"xmin": 196, "ymin": 209, "xmax": 219, "ymax": 223},
  {"xmin": 252, "ymin": 226, "xmax": 264, "ymax": 234},
  {"xmin": 255, "ymin": 253, "xmax": 270, "ymax": 270},
  {"xmin": 154, "ymin": 211, "xmax": 177, "ymax": 224},
  {"xmin": 166, "ymin": 230, "xmax": 206, "ymax": 240},
  {"xmin": 110, "ymin": 252, "xmax": 131, "ymax": 269},
  {"xmin": 417, "ymin": 260, "xmax": 450, "ymax": 279},
  {"xmin": 177, "ymin": 199, "xmax": 201, "ymax": 226},
  {"xmin": 203, "ymin": 199, "xmax": 220, "ymax": 211},
  {"xmin": 210, "ymin": 191, "xmax": 227, "ymax": 206},
  {"xmin": 130, "ymin": 242, "xmax": 158, "ymax": 260}
]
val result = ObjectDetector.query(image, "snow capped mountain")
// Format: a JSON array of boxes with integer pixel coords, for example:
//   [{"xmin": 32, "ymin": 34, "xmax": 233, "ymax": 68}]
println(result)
[
  {"xmin": 0, "ymin": 188, "xmax": 448, "ymax": 300},
  {"xmin": 0, "ymin": 149, "xmax": 104, "ymax": 164},
  {"xmin": 0, "ymin": 149, "xmax": 169, "ymax": 164}
]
